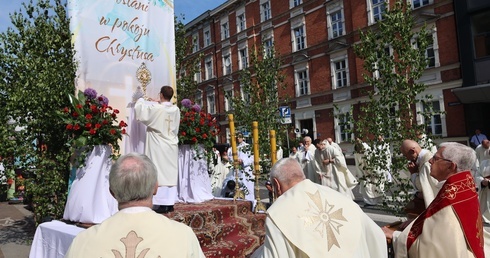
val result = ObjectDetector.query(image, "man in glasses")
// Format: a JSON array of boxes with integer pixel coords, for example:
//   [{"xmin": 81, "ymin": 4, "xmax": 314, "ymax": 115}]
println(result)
[
  {"xmin": 400, "ymin": 139, "xmax": 439, "ymax": 216},
  {"xmin": 384, "ymin": 142, "xmax": 485, "ymax": 258}
]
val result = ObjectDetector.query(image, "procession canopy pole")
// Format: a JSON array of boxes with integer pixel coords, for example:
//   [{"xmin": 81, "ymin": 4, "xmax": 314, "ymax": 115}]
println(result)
[
  {"xmin": 228, "ymin": 114, "xmax": 244, "ymax": 200},
  {"xmin": 253, "ymin": 121, "xmax": 267, "ymax": 213},
  {"xmin": 270, "ymin": 130, "xmax": 277, "ymax": 165}
]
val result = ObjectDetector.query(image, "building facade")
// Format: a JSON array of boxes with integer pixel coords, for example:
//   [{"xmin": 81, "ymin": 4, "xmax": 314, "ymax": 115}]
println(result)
[{"xmin": 184, "ymin": 0, "xmax": 469, "ymax": 152}]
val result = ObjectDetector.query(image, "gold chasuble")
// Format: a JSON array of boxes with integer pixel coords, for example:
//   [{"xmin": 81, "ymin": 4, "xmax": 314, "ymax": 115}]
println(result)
[
  {"xmin": 398, "ymin": 171, "xmax": 485, "ymax": 258},
  {"xmin": 256, "ymin": 179, "xmax": 387, "ymax": 257}
]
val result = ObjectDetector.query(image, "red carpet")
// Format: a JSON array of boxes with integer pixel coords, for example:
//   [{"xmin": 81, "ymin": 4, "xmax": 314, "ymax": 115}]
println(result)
[{"xmin": 164, "ymin": 199, "xmax": 266, "ymax": 257}]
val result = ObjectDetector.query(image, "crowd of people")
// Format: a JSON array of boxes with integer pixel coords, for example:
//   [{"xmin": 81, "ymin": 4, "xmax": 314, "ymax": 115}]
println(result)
[{"xmin": 67, "ymin": 87, "xmax": 489, "ymax": 257}]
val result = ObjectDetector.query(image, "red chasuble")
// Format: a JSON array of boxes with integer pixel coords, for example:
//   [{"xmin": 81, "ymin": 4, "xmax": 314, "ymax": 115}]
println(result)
[{"xmin": 406, "ymin": 171, "xmax": 485, "ymax": 258}]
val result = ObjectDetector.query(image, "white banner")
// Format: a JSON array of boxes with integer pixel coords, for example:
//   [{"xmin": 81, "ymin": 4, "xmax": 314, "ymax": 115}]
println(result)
[{"xmin": 68, "ymin": 0, "xmax": 176, "ymax": 125}]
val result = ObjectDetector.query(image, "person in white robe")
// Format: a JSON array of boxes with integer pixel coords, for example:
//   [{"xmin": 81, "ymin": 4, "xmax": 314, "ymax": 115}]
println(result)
[
  {"xmin": 400, "ymin": 139, "xmax": 439, "ymax": 215},
  {"xmin": 227, "ymin": 133, "xmax": 255, "ymax": 201},
  {"xmin": 327, "ymin": 137, "xmax": 343, "ymax": 155},
  {"xmin": 313, "ymin": 140, "xmax": 357, "ymax": 199},
  {"xmin": 475, "ymin": 139, "xmax": 490, "ymax": 223},
  {"xmin": 65, "ymin": 153, "xmax": 205, "ymax": 258},
  {"xmin": 383, "ymin": 142, "xmax": 485, "ymax": 258},
  {"xmin": 354, "ymin": 139, "xmax": 386, "ymax": 205},
  {"xmin": 301, "ymin": 136, "xmax": 319, "ymax": 184},
  {"xmin": 288, "ymin": 146, "xmax": 303, "ymax": 164},
  {"xmin": 210, "ymin": 152, "xmax": 233, "ymax": 197},
  {"xmin": 134, "ymin": 86, "xmax": 180, "ymax": 213},
  {"xmin": 251, "ymin": 158, "xmax": 387, "ymax": 258}
]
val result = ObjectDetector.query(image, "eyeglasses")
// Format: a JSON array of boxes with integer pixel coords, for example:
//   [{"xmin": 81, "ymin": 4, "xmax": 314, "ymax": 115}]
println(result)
[{"xmin": 430, "ymin": 155, "xmax": 453, "ymax": 163}]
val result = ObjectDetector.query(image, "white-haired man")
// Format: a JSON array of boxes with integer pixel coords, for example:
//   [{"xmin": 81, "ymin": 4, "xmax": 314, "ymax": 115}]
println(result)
[
  {"xmin": 383, "ymin": 142, "xmax": 485, "ymax": 258},
  {"xmin": 252, "ymin": 158, "xmax": 387, "ymax": 257},
  {"xmin": 302, "ymin": 136, "xmax": 319, "ymax": 184},
  {"xmin": 66, "ymin": 153, "xmax": 205, "ymax": 257}
]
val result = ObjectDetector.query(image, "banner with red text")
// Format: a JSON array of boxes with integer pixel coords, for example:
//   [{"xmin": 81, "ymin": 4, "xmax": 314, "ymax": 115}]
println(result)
[{"xmin": 68, "ymin": 0, "xmax": 175, "ymax": 118}]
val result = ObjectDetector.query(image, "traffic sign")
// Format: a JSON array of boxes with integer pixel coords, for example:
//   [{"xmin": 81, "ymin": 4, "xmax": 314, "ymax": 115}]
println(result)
[{"xmin": 279, "ymin": 106, "xmax": 291, "ymax": 124}]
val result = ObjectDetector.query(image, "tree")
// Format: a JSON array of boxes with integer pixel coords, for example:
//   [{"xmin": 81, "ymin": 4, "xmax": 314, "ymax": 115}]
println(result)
[
  {"xmin": 229, "ymin": 43, "xmax": 287, "ymax": 180},
  {"xmin": 174, "ymin": 17, "xmax": 201, "ymax": 103},
  {"xmin": 0, "ymin": 0, "xmax": 76, "ymax": 223},
  {"xmin": 349, "ymin": 0, "xmax": 440, "ymax": 214}
]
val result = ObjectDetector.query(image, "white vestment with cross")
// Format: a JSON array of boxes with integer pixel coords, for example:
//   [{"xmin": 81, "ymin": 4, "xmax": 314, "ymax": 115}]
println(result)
[{"xmin": 135, "ymin": 99, "xmax": 180, "ymax": 205}]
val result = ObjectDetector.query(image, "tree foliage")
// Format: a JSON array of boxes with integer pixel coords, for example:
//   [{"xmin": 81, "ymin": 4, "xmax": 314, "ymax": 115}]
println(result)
[
  {"xmin": 0, "ymin": 0, "xmax": 76, "ymax": 224},
  {"xmin": 175, "ymin": 17, "xmax": 201, "ymax": 103},
  {"xmin": 350, "ymin": 0, "xmax": 440, "ymax": 214},
  {"xmin": 229, "ymin": 44, "xmax": 287, "ymax": 178}
]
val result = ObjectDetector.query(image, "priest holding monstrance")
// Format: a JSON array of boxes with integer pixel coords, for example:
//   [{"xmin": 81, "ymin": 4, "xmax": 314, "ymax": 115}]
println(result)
[{"xmin": 133, "ymin": 85, "xmax": 180, "ymax": 214}]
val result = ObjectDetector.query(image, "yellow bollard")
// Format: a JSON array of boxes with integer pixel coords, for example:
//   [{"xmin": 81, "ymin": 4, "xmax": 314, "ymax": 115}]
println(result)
[{"xmin": 253, "ymin": 121, "xmax": 267, "ymax": 213}]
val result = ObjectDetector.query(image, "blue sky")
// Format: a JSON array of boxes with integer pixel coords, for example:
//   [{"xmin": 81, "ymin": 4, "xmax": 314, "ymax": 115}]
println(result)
[{"xmin": 0, "ymin": 0, "xmax": 226, "ymax": 32}]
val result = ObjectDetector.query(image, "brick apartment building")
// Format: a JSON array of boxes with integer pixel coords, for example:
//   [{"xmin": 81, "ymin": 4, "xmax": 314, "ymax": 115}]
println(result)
[{"xmin": 183, "ymin": 0, "xmax": 487, "ymax": 153}]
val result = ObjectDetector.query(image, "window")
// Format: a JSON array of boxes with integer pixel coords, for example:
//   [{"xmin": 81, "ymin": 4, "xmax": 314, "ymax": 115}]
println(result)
[
  {"xmin": 223, "ymin": 53, "xmax": 232, "ymax": 75},
  {"xmin": 224, "ymin": 86, "xmax": 233, "ymax": 111},
  {"xmin": 239, "ymin": 48, "xmax": 248, "ymax": 69},
  {"xmin": 337, "ymin": 113, "xmax": 352, "ymax": 142},
  {"xmin": 205, "ymin": 56, "xmax": 213, "ymax": 80},
  {"xmin": 264, "ymin": 38, "xmax": 274, "ymax": 57},
  {"xmin": 412, "ymin": 0, "xmax": 431, "ymax": 9},
  {"xmin": 328, "ymin": 8, "xmax": 344, "ymax": 39},
  {"xmin": 221, "ymin": 21, "xmax": 229, "ymax": 40},
  {"xmin": 240, "ymin": 83, "xmax": 251, "ymax": 104},
  {"xmin": 195, "ymin": 90, "xmax": 203, "ymax": 107},
  {"xmin": 204, "ymin": 29, "xmax": 211, "ymax": 47},
  {"xmin": 206, "ymin": 86, "xmax": 216, "ymax": 114},
  {"xmin": 293, "ymin": 0, "xmax": 302, "ymax": 7},
  {"xmin": 331, "ymin": 57, "xmax": 349, "ymax": 88},
  {"xmin": 296, "ymin": 69, "xmax": 309, "ymax": 96},
  {"xmin": 192, "ymin": 34, "xmax": 199, "ymax": 53},
  {"xmin": 472, "ymin": 11, "xmax": 490, "ymax": 59},
  {"xmin": 423, "ymin": 101, "xmax": 442, "ymax": 135},
  {"xmin": 414, "ymin": 32, "xmax": 437, "ymax": 68},
  {"xmin": 373, "ymin": 46, "xmax": 392, "ymax": 79},
  {"xmin": 261, "ymin": 1, "xmax": 271, "ymax": 22},
  {"xmin": 368, "ymin": 0, "xmax": 386, "ymax": 24},
  {"xmin": 194, "ymin": 63, "xmax": 201, "ymax": 83},
  {"xmin": 237, "ymin": 13, "xmax": 246, "ymax": 32},
  {"xmin": 293, "ymin": 26, "xmax": 306, "ymax": 51}
]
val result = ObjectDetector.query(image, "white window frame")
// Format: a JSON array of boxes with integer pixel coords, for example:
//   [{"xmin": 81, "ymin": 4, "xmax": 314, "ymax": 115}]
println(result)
[
  {"xmin": 291, "ymin": 0, "xmax": 302, "ymax": 8},
  {"xmin": 327, "ymin": 2, "xmax": 345, "ymax": 39},
  {"xmin": 240, "ymin": 83, "xmax": 251, "ymax": 104},
  {"xmin": 222, "ymin": 50, "xmax": 232, "ymax": 76},
  {"xmin": 236, "ymin": 7, "xmax": 246, "ymax": 33},
  {"xmin": 224, "ymin": 85, "xmax": 233, "ymax": 111},
  {"xmin": 292, "ymin": 25, "xmax": 306, "ymax": 51},
  {"xmin": 221, "ymin": 17, "xmax": 230, "ymax": 40},
  {"xmin": 295, "ymin": 63, "xmax": 309, "ymax": 97},
  {"xmin": 264, "ymin": 38, "xmax": 274, "ymax": 57},
  {"xmin": 330, "ymin": 53, "xmax": 350, "ymax": 89},
  {"xmin": 238, "ymin": 47, "xmax": 248, "ymax": 70},
  {"xmin": 416, "ymin": 92, "xmax": 446, "ymax": 137},
  {"xmin": 367, "ymin": 0, "xmax": 387, "ymax": 25},
  {"xmin": 192, "ymin": 33, "xmax": 199, "ymax": 53},
  {"xmin": 412, "ymin": 27, "xmax": 439, "ymax": 68},
  {"xmin": 206, "ymin": 86, "xmax": 216, "ymax": 114},
  {"xmin": 194, "ymin": 63, "xmax": 201, "ymax": 83},
  {"xmin": 195, "ymin": 89, "xmax": 203, "ymax": 107},
  {"xmin": 203, "ymin": 27, "xmax": 211, "ymax": 47},
  {"xmin": 261, "ymin": 0, "xmax": 271, "ymax": 22},
  {"xmin": 373, "ymin": 45, "xmax": 393, "ymax": 80},
  {"xmin": 412, "ymin": 0, "xmax": 432, "ymax": 9},
  {"xmin": 334, "ymin": 105, "xmax": 353, "ymax": 143},
  {"xmin": 205, "ymin": 56, "xmax": 213, "ymax": 80}
]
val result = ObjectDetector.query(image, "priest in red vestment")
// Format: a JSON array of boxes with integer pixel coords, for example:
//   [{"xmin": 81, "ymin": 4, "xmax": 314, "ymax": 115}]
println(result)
[{"xmin": 383, "ymin": 142, "xmax": 485, "ymax": 258}]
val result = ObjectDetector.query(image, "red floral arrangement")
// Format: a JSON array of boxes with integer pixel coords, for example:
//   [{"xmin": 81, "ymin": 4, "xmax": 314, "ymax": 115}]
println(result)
[
  {"xmin": 60, "ymin": 88, "xmax": 127, "ymax": 167},
  {"xmin": 179, "ymin": 99, "xmax": 220, "ymax": 154}
]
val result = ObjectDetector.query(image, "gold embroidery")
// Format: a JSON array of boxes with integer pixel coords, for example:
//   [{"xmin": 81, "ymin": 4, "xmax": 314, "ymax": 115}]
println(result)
[
  {"xmin": 111, "ymin": 230, "xmax": 156, "ymax": 258},
  {"xmin": 299, "ymin": 190, "xmax": 347, "ymax": 250},
  {"xmin": 476, "ymin": 216, "xmax": 484, "ymax": 247}
]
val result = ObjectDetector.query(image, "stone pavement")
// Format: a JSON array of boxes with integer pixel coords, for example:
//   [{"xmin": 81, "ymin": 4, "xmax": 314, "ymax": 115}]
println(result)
[{"xmin": 0, "ymin": 202, "xmax": 34, "ymax": 258}]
